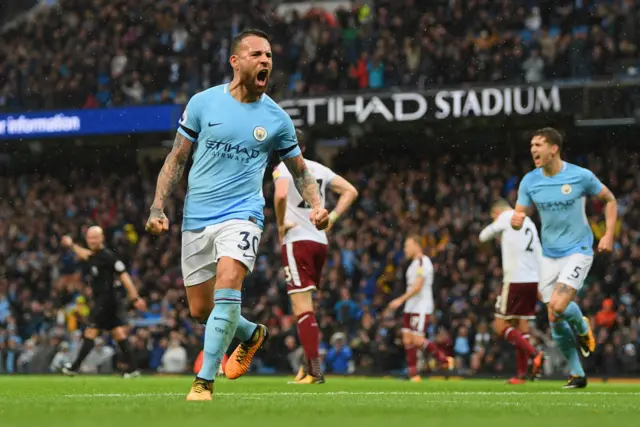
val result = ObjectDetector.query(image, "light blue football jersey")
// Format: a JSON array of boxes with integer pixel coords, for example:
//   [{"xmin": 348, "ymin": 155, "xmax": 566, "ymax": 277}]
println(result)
[
  {"xmin": 177, "ymin": 84, "xmax": 301, "ymax": 231},
  {"xmin": 516, "ymin": 161, "xmax": 603, "ymax": 258}
]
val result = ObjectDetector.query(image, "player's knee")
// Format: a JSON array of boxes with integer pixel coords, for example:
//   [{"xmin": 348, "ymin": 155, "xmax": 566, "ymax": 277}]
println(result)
[
  {"xmin": 492, "ymin": 319, "xmax": 506, "ymax": 335},
  {"xmin": 215, "ymin": 259, "xmax": 246, "ymax": 290},
  {"xmin": 290, "ymin": 291, "xmax": 313, "ymax": 315},
  {"xmin": 189, "ymin": 300, "xmax": 213, "ymax": 323},
  {"xmin": 548, "ymin": 299, "xmax": 567, "ymax": 315},
  {"xmin": 402, "ymin": 335, "xmax": 413, "ymax": 348}
]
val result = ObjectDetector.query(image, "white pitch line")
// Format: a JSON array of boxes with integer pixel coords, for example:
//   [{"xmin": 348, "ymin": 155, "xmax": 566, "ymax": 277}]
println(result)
[{"xmin": 61, "ymin": 391, "xmax": 640, "ymax": 399}]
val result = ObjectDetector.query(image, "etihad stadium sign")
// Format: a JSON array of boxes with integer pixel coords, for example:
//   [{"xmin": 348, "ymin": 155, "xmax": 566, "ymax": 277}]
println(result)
[{"xmin": 280, "ymin": 85, "xmax": 565, "ymax": 127}]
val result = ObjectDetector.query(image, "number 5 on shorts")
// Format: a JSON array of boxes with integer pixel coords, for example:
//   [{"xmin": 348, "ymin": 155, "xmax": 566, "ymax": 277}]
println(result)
[{"xmin": 568, "ymin": 266, "xmax": 582, "ymax": 280}]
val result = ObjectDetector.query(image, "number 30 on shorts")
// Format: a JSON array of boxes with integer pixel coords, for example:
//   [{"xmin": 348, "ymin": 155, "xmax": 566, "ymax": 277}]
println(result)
[{"xmin": 237, "ymin": 231, "xmax": 259, "ymax": 256}]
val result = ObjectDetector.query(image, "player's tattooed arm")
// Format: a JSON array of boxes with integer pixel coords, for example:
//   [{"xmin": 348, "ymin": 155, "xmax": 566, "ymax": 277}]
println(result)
[
  {"xmin": 150, "ymin": 133, "xmax": 193, "ymax": 214},
  {"xmin": 282, "ymin": 154, "xmax": 322, "ymax": 209}
]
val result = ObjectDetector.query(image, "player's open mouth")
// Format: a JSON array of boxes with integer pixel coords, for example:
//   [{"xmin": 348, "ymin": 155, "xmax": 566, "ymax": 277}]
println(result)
[{"xmin": 256, "ymin": 70, "xmax": 269, "ymax": 85}]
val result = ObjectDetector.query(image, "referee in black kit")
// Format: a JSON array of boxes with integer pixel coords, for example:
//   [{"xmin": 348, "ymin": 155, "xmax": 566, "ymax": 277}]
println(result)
[{"xmin": 60, "ymin": 226, "xmax": 147, "ymax": 378}]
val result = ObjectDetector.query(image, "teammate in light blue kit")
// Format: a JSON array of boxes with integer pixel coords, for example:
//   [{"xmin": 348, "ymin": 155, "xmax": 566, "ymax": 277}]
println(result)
[
  {"xmin": 512, "ymin": 127, "xmax": 617, "ymax": 389},
  {"xmin": 145, "ymin": 29, "xmax": 329, "ymax": 401}
]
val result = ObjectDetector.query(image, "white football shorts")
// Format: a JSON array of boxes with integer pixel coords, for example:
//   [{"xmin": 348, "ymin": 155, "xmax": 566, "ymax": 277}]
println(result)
[
  {"xmin": 538, "ymin": 253, "xmax": 593, "ymax": 303},
  {"xmin": 181, "ymin": 219, "xmax": 262, "ymax": 286}
]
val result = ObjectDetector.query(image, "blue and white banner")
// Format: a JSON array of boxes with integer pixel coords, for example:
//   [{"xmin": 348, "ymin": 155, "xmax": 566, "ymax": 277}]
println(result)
[{"xmin": 0, "ymin": 105, "xmax": 183, "ymax": 140}]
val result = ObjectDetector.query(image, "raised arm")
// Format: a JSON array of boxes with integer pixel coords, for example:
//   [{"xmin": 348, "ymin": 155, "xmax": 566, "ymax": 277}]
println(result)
[
  {"xmin": 282, "ymin": 154, "xmax": 321, "ymax": 210},
  {"xmin": 151, "ymin": 133, "xmax": 192, "ymax": 212},
  {"xmin": 512, "ymin": 177, "xmax": 535, "ymax": 230},
  {"xmin": 146, "ymin": 133, "xmax": 192, "ymax": 234},
  {"xmin": 282, "ymin": 154, "xmax": 329, "ymax": 230},
  {"xmin": 595, "ymin": 185, "xmax": 617, "ymax": 253},
  {"xmin": 61, "ymin": 236, "xmax": 92, "ymax": 261},
  {"xmin": 327, "ymin": 175, "xmax": 358, "ymax": 228},
  {"xmin": 479, "ymin": 220, "xmax": 504, "ymax": 242}
]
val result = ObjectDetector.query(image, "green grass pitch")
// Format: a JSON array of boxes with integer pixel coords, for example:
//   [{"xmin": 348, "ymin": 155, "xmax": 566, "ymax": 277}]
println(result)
[{"xmin": 1, "ymin": 376, "xmax": 638, "ymax": 427}]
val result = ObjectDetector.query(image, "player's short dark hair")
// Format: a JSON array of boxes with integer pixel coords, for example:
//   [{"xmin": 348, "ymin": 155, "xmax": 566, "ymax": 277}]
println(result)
[
  {"xmin": 295, "ymin": 128, "xmax": 306, "ymax": 151},
  {"xmin": 231, "ymin": 28, "xmax": 270, "ymax": 54},
  {"xmin": 533, "ymin": 127, "xmax": 563, "ymax": 151}
]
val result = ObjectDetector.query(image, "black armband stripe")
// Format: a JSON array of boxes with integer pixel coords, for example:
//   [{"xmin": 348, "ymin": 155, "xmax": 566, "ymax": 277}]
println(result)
[
  {"xmin": 278, "ymin": 144, "xmax": 298, "ymax": 157},
  {"xmin": 180, "ymin": 125, "xmax": 199, "ymax": 140}
]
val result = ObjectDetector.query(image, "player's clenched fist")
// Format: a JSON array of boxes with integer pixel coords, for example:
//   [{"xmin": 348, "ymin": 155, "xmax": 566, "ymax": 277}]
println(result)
[
  {"xmin": 511, "ymin": 211, "xmax": 526, "ymax": 230},
  {"xmin": 597, "ymin": 232, "xmax": 614, "ymax": 253},
  {"xmin": 145, "ymin": 207, "xmax": 170, "ymax": 235},
  {"xmin": 309, "ymin": 206, "xmax": 330, "ymax": 230}
]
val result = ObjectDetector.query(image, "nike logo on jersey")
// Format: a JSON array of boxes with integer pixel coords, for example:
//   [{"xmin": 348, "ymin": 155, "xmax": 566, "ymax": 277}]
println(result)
[
  {"xmin": 213, "ymin": 317, "xmax": 231, "ymax": 323},
  {"xmin": 208, "ymin": 122, "xmax": 222, "ymax": 127},
  {"xmin": 243, "ymin": 253, "xmax": 256, "ymax": 259}
]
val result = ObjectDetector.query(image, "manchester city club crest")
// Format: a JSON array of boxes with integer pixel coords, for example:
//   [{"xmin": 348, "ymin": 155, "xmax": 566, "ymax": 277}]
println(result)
[
  {"xmin": 561, "ymin": 184, "xmax": 572, "ymax": 195},
  {"xmin": 253, "ymin": 126, "xmax": 267, "ymax": 142}
]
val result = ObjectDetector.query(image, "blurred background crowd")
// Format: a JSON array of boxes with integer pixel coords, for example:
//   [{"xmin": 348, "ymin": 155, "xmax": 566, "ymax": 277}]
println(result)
[
  {"xmin": 1, "ymin": 0, "xmax": 639, "ymax": 378},
  {"xmin": 1, "ymin": 0, "xmax": 639, "ymax": 111},
  {"xmin": 1, "ymin": 137, "xmax": 639, "ymax": 377}
]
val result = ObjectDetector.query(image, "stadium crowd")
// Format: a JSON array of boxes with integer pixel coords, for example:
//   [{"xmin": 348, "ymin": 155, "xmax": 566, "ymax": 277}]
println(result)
[
  {"xmin": 0, "ymin": 139, "xmax": 639, "ymax": 377},
  {"xmin": 1, "ymin": 0, "xmax": 639, "ymax": 111}
]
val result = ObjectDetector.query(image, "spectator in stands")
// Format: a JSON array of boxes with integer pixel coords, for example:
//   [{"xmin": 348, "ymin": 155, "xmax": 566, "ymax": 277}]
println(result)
[
  {"xmin": 596, "ymin": 298, "xmax": 617, "ymax": 330},
  {"xmin": 1, "ymin": 129, "xmax": 639, "ymax": 378},
  {"xmin": 326, "ymin": 332, "xmax": 352, "ymax": 375},
  {"xmin": 79, "ymin": 337, "xmax": 114, "ymax": 374},
  {"xmin": 0, "ymin": 0, "xmax": 634, "ymax": 111},
  {"xmin": 49, "ymin": 341, "xmax": 72, "ymax": 372},
  {"xmin": 159, "ymin": 338, "xmax": 188, "ymax": 374}
]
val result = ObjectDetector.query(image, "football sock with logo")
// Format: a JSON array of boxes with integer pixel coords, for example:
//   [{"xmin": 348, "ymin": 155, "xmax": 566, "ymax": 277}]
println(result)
[
  {"xmin": 235, "ymin": 315, "xmax": 258, "ymax": 343},
  {"xmin": 503, "ymin": 327, "xmax": 536, "ymax": 358},
  {"xmin": 197, "ymin": 289, "xmax": 241, "ymax": 381},
  {"xmin": 296, "ymin": 311, "xmax": 321, "ymax": 376},
  {"xmin": 199, "ymin": 311, "xmax": 256, "ymax": 343},
  {"xmin": 406, "ymin": 346, "xmax": 418, "ymax": 377},
  {"xmin": 551, "ymin": 320, "xmax": 585, "ymax": 377},
  {"xmin": 560, "ymin": 301, "xmax": 589, "ymax": 335},
  {"xmin": 70, "ymin": 337, "xmax": 95, "ymax": 371}
]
